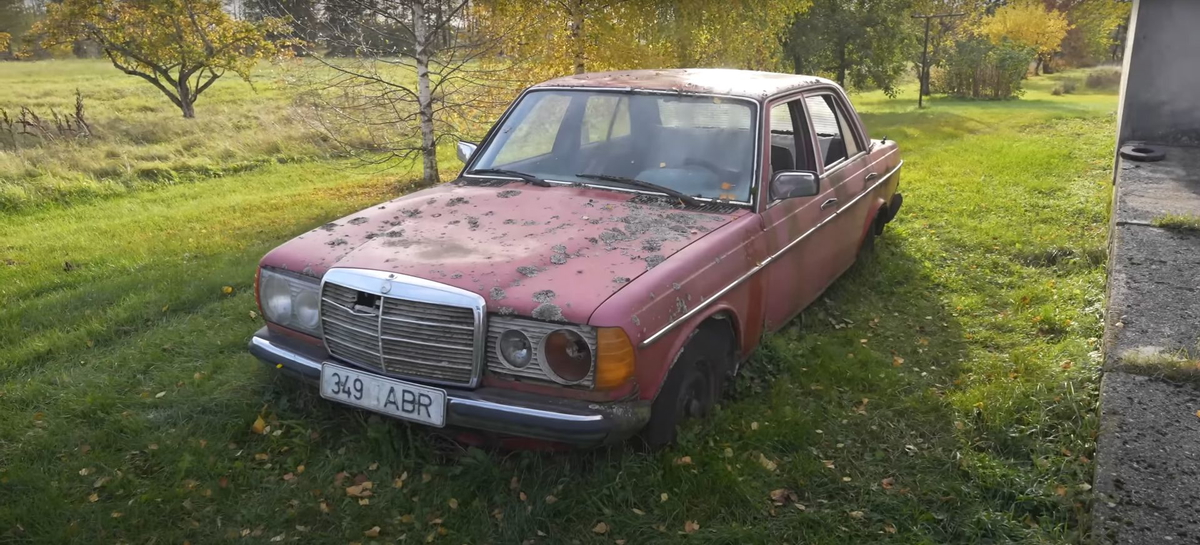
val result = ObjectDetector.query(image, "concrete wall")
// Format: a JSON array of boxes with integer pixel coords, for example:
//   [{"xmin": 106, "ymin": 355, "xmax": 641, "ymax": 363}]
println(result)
[{"xmin": 1117, "ymin": 0, "xmax": 1200, "ymax": 145}]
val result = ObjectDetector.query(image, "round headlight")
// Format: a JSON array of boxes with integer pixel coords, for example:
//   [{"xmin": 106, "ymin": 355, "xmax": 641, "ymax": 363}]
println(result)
[
  {"xmin": 261, "ymin": 274, "xmax": 293, "ymax": 322},
  {"xmin": 497, "ymin": 330, "xmax": 533, "ymax": 368},
  {"xmin": 294, "ymin": 289, "xmax": 321, "ymax": 330},
  {"xmin": 541, "ymin": 329, "xmax": 592, "ymax": 383}
]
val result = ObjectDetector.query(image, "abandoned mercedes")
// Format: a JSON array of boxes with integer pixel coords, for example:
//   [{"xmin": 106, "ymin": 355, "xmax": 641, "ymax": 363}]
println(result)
[{"xmin": 248, "ymin": 68, "xmax": 904, "ymax": 447}]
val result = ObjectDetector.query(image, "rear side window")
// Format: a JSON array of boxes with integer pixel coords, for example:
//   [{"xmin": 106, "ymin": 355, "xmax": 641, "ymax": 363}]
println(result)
[{"xmin": 804, "ymin": 95, "xmax": 859, "ymax": 169}]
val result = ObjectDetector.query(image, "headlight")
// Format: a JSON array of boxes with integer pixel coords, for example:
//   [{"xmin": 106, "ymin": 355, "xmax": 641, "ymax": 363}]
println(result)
[
  {"xmin": 258, "ymin": 268, "xmax": 322, "ymax": 337},
  {"xmin": 497, "ymin": 330, "xmax": 533, "ymax": 368},
  {"xmin": 541, "ymin": 329, "xmax": 592, "ymax": 384}
]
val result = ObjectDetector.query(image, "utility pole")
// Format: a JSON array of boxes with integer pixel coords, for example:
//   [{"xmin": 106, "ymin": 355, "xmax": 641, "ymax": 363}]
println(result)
[{"xmin": 911, "ymin": 12, "xmax": 965, "ymax": 108}]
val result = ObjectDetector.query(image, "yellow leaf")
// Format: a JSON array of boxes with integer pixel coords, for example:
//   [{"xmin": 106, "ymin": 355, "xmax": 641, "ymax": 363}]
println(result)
[
  {"xmin": 848, "ymin": 510, "xmax": 864, "ymax": 519},
  {"xmin": 1055, "ymin": 484, "xmax": 1067, "ymax": 496},
  {"xmin": 358, "ymin": 498, "xmax": 370, "ymax": 506},
  {"xmin": 296, "ymin": 464, "xmax": 305, "ymax": 474},
  {"xmin": 222, "ymin": 286, "xmax": 234, "ymax": 294},
  {"xmin": 79, "ymin": 467, "xmax": 93, "ymax": 476},
  {"xmin": 368, "ymin": 462, "xmax": 378, "ymax": 471},
  {"xmin": 88, "ymin": 492, "xmax": 99, "ymax": 502},
  {"xmin": 111, "ymin": 511, "xmax": 122, "ymax": 518},
  {"xmin": 251, "ymin": 415, "xmax": 267, "ymax": 435},
  {"xmin": 592, "ymin": 522, "xmax": 609, "ymax": 534},
  {"xmin": 544, "ymin": 495, "xmax": 558, "ymax": 504},
  {"xmin": 631, "ymin": 508, "xmax": 645, "ymax": 516},
  {"xmin": 518, "ymin": 491, "xmax": 527, "ymax": 502},
  {"xmin": 660, "ymin": 492, "xmax": 669, "ymax": 502},
  {"xmin": 893, "ymin": 356, "xmax": 905, "ymax": 367},
  {"xmin": 757, "ymin": 453, "xmax": 778, "ymax": 472},
  {"xmin": 448, "ymin": 498, "xmax": 458, "ymax": 509},
  {"xmin": 674, "ymin": 456, "xmax": 693, "ymax": 466},
  {"xmin": 363, "ymin": 526, "xmax": 380, "ymax": 538},
  {"xmin": 822, "ymin": 460, "xmax": 835, "ymax": 469},
  {"xmin": 683, "ymin": 520, "xmax": 700, "ymax": 533},
  {"xmin": 393, "ymin": 478, "xmax": 405, "ymax": 489}
]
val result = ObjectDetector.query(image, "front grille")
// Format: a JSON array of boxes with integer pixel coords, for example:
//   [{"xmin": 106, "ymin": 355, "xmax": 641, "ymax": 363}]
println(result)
[{"xmin": 321, "ymin": 282, "xmax": 478, "ymax": 386}]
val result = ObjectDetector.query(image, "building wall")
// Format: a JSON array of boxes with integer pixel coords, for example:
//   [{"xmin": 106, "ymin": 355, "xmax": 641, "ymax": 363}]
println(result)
[{"xmin": 1117, "ymin": 0, "xmax": 1200, "ymax": 145}]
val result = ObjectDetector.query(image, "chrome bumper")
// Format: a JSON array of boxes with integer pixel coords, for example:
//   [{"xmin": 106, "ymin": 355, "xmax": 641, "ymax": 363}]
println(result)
[{"xmin": 248, "ymin": 328, "xmax": 649, "ymax": 446}]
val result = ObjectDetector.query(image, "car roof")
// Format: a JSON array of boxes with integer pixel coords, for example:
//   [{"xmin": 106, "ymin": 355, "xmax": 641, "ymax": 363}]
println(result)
[{"xmin": 531, "ymin": 68, "xmax": 836, "ymax": 101}]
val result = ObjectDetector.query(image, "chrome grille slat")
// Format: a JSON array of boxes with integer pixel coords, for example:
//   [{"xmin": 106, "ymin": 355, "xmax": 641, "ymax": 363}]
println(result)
[{"xmin": 320, "ymin": 275, "xmax": 481, "ymax": 387}]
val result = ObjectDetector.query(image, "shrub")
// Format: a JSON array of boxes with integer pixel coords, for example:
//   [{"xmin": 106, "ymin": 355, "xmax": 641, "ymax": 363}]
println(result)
[
  {"xmin": 1051, "ymin": 79, "xmax": 1078, "ymax": 96},
  {"xmin": 934, "ymin": 37, "xmax": 1034, "ymax": 100},
  {"xmin": 1085, "ymin": 68, "xmax": 1122, "ymax": 90}
]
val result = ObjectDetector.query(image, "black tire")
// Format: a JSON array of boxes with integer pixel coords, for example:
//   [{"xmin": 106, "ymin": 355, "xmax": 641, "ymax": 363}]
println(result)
[{"xmin": 640, "ymin": 330, "xmax": 730, "ymax": 447}]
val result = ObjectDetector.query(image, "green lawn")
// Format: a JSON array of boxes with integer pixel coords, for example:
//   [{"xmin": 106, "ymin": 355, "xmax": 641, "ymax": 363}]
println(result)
[{"xmin": 0, "ymin": 63, "xmax": 1117, "ymax": 543}]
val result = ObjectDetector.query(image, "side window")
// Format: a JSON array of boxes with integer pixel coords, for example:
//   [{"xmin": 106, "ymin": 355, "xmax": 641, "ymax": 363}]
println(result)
[
  {"xmin": 769, "ymin": 103, "xmax": 798, "ymax": 177},
  {"xmin": 804, "ymin": 95, "xmax": 858, "ymax": 169},
  {"xmin": 493, "ymin": 93, "xmax": 571, "ymax": 166},
  {"xmin": 581, "ymin": 95, "xmax": 630, "ymax": 145}
]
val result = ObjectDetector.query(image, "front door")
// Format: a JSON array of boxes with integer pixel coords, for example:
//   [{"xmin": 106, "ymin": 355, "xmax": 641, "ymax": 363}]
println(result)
[{"xmin": 758, "ymin": 97, "xmax": 842, "ymax": 331}]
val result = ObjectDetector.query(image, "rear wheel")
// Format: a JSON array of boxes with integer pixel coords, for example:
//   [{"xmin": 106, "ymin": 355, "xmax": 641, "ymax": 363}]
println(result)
[{"xmin": 640, "ymin": 327, "xmax": 732, "ymax": 447}]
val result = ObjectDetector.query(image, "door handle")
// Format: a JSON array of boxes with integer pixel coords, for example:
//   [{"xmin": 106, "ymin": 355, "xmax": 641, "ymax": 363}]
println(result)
[
  {"xmin": 820, "ymin": 198, "xmax": 839, "ymax": 210},
  {"xmin": 865, "ymin": 172, "xmax": 879, "ymax": 182}
]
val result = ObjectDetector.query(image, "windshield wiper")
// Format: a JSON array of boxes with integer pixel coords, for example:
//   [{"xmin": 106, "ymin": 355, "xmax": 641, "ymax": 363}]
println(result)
[
  {"xmin": 575, "ymin": 173, "xmax": 702, "ymax": 208},
  {"xmin": 467, "ymin": 168, "xmax": 551, "ymax": 187}
]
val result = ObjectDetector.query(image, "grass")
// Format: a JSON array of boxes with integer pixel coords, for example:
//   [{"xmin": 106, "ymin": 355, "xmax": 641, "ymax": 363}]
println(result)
[
  {"xmin": 1151, "ymin": 213, "xmax": 1200, "ymax": 232},
  {"xmin": 0, "ymin": 62, "xmax": 1116, "ymax": 543},
  {"xmin": 1117, "ymin": 346, "xmax": 1200, "ymax": 385}
]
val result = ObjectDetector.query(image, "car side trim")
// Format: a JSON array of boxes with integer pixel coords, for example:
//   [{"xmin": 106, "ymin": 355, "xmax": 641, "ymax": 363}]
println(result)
[{"xmin": 639, "ymin": 160, "xmax": 903, "ymax": 347}]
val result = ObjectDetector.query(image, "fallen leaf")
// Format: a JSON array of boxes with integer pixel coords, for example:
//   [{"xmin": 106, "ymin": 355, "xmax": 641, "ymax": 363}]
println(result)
[
  {"xmin": 893, "ymin": 356, "xmax": 905, "ymax": 367},
  {"xmin": 723, "ymin": 447, "xmax": 733, "ymax": 458},
  {"xmin": 510, "ymin": 476, "xmax": 519, "ymax": 490},
  {"xmin": 364, "ymin": 526, "xmax": 380, "ymax": 538},
  {"xmin": 111, "ymin": 511, "xmax": 122, "ymax": 518},
  {"xmin": 318, "ymin": 500, "xmax": 331, "ymax": 513},
  {"xmin": 254, "ymin": 453, "xmax": 268, "ymax": 461},
  {"xmin": 93, "ymin": 476, "xmax": 110, "ymax": 488},
  {"xmin": 615, "ymin": 540, "xmax": 627, "ymax": 545},
  {"xmin": 544, "ymin": 495, "xmax": 558, "ymax": 504},
  {"xmin": 296, "ymin": 464, "xmax": 305, "ymax": 474},
  {"xmin": 683, "ymin": 520, "xmax": 700, "ymax": 534},
  {"xmin": 358, "ymin": 498, "xmax": 370, "ymax": 506},
  {"xmin": 251, "ymin": 416, "xmax": 267, "ymax": 435},
  {"xmin": 674, "ymin": 456, "xmax": 693, "ymax": 466},
  {"xmin": 422, "ymin": 472, "xmax": 432, "ymax": 483},
  {"xmin": 368, "ymin": 462, "xmax": 379, "ymax": 471},
  {"xmin": 822, "ymin": 460, "xmax": 835, "ymax": 469},
  {"xmin": 1055, "ymin": 485, "xmax": 1067, "ymax": 496},
  {"xmin": 334, "ymin": 472, "xmax": 348, "ymax": 486},
  {"xmin": 631, "ymin": 508, "xmax": 645, "ymax": 516},
  {"xmin": 519, "ymin": 491, "xmax": 527, "ymax": 502},
  {"xmin": 88, "ymin": 492, "xmax": 99, "ymax": 503},
  {"xmin": 592, "ymin": 522, "xmax": 609, "ymax": 534},
  {"xmin": 769, "ymin": 488, "xmax": 797, "ymax": 505},
  {"xmin": 448, "ymin": 498, "xmax": 459, "ymax": 509},
  {"xmin": 750, "ymin": 422, "xmax": 759, "ymax": 430},
  {"xmin": 848, "ymin": 510, "xmax": 864, "ymax": 519},
  {"xmin": 346, "ymin": 482, "xmax": 374, "ymax": 498},
  {"xmin": 222, "ymin": 286, "xmax": 234, "ymax": 295},
  {"xmin": 881, "ymin": 477, "xmax": 895, "ymax": 490},
  {"xmin": 155, "ymin": 391, "xmax": 166, "ymax": 399},
  {"xmin": 282, "ymin": 473, "xmax": 295, "ymax": 482},
  {"xmin": 393, "ymin": 478, "xmax": 405, "ymax": 489},
  {"xmin": 270, "ymin": 534, "xmax": 285, "ymax": 542},
  {"xmin": 758, "ymin": 453, "xmax": 778, "ymax": 472},
  {"xmin": 660, "ymin": 492, "xmax": 669, "ymax": 502},
  {"xmin": 884, "ymin": 522, "xmax": 897, "ymax": 534},
  {"xmin": 79, "ymin": 467, "xmax": 93, "ymax": 476}
]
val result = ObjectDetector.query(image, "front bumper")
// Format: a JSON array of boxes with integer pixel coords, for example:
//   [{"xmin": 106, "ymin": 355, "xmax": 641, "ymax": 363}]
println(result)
[{"xmin": 248, "ymin": 327, "xmax": 650, "ymax": 446}]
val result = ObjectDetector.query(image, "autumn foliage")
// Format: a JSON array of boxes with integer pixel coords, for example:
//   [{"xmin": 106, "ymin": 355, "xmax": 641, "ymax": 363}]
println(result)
[{"xmin": 36, "ymin": 0, "xmax": 289, "ymax": 118}]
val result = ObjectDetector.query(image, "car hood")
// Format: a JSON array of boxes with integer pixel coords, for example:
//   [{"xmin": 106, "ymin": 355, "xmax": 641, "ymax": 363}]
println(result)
[{"xmin": 261, "ymin": 180, "xmax": 747, "ymax": 323}]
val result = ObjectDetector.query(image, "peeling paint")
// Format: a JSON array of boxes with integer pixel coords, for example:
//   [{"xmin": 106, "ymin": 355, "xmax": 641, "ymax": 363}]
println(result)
[
  {"xmin": 490, "ymin": 287, "xmax": 506, "ymax": 301},
  {"xmin": 532, "ymin": 302, "xmax": 566, "ymax": 322},
  {"xmin": 533, "ymin": 289, "xmax": 556, "ymax": 303}
]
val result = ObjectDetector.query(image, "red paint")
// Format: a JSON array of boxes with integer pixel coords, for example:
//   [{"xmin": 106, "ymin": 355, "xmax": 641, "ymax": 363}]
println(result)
[{"xmin": 257, "ymin": 70, "xmax": 902, "ymax": 414}]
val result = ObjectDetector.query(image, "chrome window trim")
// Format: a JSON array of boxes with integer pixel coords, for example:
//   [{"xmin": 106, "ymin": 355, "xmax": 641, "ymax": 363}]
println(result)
[
  {"xmin": 460, "ymin": 86, "xmax": 762, "ymax": 209},
  {"xmin": 320, "ymin": 268, "xmax": 487, "ymax": 388},
  {"xmin": 640, "ymin": 159, "xmax": 903, "ymax": 347}
]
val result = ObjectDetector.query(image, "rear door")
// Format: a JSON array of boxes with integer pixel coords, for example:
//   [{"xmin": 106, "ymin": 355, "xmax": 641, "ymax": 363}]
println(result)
[{"xmin": 801, "ymin": 92, "xmax": 870, "ymax": 274}]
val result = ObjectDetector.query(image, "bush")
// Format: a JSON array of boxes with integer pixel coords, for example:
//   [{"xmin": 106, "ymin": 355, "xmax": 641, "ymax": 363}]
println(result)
[
  {"xmin": 1085, "ymin": 68, "xmax": 1122, "ymax": 90},
  {"xmin": 1051, "ymin": 79, "xmax": 1078, "ymax": 96},
  {"xmin": 933, "ymin": 37, "xmax": 1034, "ymax": 100}
]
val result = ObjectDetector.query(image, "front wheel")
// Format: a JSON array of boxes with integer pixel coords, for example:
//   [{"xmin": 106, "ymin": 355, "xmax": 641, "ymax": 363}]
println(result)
[{"xmin": 640, "ymin": 331, "xmax": 731, "ymax": 447}]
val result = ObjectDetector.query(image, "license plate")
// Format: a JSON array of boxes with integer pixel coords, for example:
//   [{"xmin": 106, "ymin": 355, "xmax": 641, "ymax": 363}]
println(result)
[{"xmin": 320, "ymin": 363, "xmax": 447, "ymax": 427}]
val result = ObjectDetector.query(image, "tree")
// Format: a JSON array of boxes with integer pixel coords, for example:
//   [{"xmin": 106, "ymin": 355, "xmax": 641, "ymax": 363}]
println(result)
[
  {"xmin": 785, "ymin": 0, "xmax": 915, "ymax": 95},
  {"xmin": 477, "ymin": 0, "xmax": 807, "ymax": 86},
  {"xmin": 1049, "ymin": 0, "xmax": 1130, "ymax": 66},
  {"xmin": 37, "ymin": 0, "xmax": 288, "ymax": 118},
  {"xmin": 296, "ymin": 0, "xmax": 506, "ymax": 187},
  {"xmin": 978, "ymin": 0, "xmax": 1071, "ymax": 74}
]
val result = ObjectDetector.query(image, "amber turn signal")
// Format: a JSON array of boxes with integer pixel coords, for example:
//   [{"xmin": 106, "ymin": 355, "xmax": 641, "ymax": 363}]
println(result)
[{"xmin": 595, "ymin": 327, "xmax": 636, "ymax": 389}]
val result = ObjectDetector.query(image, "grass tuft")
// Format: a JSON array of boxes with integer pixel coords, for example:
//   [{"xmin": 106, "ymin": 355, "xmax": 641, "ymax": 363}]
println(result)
[{"xmin": 1151, "ymin": 213, "xmax": 1200, "ymax": 232}]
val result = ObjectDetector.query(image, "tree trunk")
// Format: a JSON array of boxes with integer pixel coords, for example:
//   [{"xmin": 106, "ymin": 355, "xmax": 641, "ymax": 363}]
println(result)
[
  {"xmin": 413, "ymin": 1, "xmax": 439, "ymax": 186},
  {"xmin": 568, "ymin": 0, "xmax": 585, "ymax": 74},
  {"xmin": 178, "ymin": 81, "xmax": 195, "ymax": 118},
  {"xmin": 836, "ymin": 42, "xmax": 847, "ymax": 88},
  {"xmin": 180, "ymin": 100, "xmax": 195, "ymax": 118}
]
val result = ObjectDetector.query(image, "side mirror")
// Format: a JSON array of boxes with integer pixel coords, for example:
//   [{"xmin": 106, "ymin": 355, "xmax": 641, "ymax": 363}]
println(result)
[
  {"xmin": 456, "ymin": 141, "xmax": 478, "ymax": 164},
  {"xmin": 770, "ymin": 170, "xmax": 820, "ymax": 200}
]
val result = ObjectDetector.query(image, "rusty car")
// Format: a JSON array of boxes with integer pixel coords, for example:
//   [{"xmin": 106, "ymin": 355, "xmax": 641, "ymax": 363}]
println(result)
[{"xmin": 248, "ymin": 68, "xmax": 904, "ymax": 446}]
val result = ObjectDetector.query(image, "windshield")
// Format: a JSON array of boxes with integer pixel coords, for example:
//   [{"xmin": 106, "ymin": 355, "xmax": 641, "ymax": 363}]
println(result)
[{"xmin": 470, "ymin": 90, "xmax": 758, "ymax": 202}]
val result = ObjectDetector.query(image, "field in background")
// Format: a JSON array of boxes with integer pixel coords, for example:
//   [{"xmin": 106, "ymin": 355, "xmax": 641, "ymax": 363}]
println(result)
[{"xmin": 0, "ymin": 62, "xmax": 1118, "ymax": 543}]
